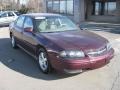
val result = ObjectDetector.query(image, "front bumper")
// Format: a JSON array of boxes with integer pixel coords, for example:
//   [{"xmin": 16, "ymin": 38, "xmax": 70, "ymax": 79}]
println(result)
[{"xmin": 49, "ymin": 49, "xmax": 114, "ymax": 74}]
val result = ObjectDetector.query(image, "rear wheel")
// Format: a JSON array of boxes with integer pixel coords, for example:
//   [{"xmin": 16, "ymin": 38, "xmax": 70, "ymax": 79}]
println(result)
[
  {"xmin": 11, "ymin": 35, "xmax": 17, "ymax": 48},
  {"xmin": 38, "ymin": 48, "xmax": 52, "ymax": 74}
]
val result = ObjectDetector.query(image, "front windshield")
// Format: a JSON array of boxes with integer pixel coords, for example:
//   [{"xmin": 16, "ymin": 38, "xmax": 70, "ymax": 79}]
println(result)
[{"xmin": 35, "ymin": 16, "xmax": 79, "ymax": 33}]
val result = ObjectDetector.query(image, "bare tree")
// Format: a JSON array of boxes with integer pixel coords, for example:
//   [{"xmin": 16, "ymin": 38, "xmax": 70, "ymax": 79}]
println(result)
[
  {"xmin": 0, "ymin": 0, "xmax": 20, "ymax": 11},
  {"xmin": 0, "ymin": 0, "xmax": 44, "ymax": 12},
  {"xmin": 27, "ymin": 0, "xmax": 44, "ymax": 12}
]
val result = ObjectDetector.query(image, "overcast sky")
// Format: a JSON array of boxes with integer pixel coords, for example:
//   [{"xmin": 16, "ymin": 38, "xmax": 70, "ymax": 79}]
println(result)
[{"xmin": 20, "ymin": 0, "xmax": 28, "ymax": 4}]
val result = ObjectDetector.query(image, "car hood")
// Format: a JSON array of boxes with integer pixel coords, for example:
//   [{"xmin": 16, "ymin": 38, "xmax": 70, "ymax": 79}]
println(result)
[{"xmin": 40, "ymin": 30, "xmax": 108, "ymax": 51}]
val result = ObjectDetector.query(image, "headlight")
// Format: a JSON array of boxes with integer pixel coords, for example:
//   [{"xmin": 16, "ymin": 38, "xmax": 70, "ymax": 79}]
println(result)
[
  {"xmin": 60, "ymin": 50, "xmax": 85, "ymax": 58},
  {"xmin": 106, "ymin": 43, "xmax": 112, "ymax": 51}
]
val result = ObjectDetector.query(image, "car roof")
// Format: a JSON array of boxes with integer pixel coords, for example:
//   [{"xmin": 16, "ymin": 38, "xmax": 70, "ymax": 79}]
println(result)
[
  {"xmin": 0, "ymin": 11, "xmax": 17, "ymax": 14},
  {"xmin": 3, "ymin": 11, "xmax": 18, "ymax": 12},
  {"xmin": 22, "ymin": 13, "xmax": 63, "ymax": 18}
]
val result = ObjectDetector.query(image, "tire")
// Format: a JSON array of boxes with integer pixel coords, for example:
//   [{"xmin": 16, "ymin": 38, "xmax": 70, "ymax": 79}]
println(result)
[
  {"xmin": 38, "ymin": 48, "xmax": 52, "ymax": 74},
  {"xmin": 11, "ymin": 35, "xmax": 17, "ymax": 49}
]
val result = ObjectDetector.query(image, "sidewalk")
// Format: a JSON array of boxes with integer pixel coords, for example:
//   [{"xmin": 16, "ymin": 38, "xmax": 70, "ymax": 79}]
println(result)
[{"xmin": 80, "ymin": 22, "xmax": 120, "ymax": 34}]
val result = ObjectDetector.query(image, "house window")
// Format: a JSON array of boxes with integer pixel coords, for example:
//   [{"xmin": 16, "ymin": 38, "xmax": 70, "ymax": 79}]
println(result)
[
  {"xmin": 47, "ymin": 0, "xmax": 74, "ymax": 15},
  {"xmin": 92, "ymin": 1, "xmax": 116, "ymax": 16},
  {"xmin": 67, "ymin": 0, "xmax": 74, "ymax": 15},
  {"xmin": 105, "ymin": 2, "xmax": 116, "ymax": 15},
  {"xmin": 53, "ymin": 0, "xmax": 60, "ymax": 13},
  {"xmin": 94, "ymin": 2, "xmax": 101, "ymax": 15},
  {"xmin": 60, "ymin": 0, "xmax": 66, "ymax": 14},
  {"xmin": 47, "ymin": 1, "xmax": 53, "ymax": 12}
]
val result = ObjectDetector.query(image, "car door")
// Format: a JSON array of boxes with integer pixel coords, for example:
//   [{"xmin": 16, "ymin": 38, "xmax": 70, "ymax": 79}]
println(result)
[
  {"xmin": 22, "ymin": 16, "xmax": 37, "ymax": 56},
  {"xmin": 13, "ymin": 16, "xmax": 25, "ymax": 46},
  {"xmin": 0, "ymin": 12, "xmax": 8, "ymax": 25}
]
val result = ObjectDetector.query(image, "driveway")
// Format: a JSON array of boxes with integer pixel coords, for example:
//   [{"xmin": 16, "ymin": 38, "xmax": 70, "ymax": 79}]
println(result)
[{"xmin": 0, "ymin": 26, "xmax": 120, "ymax": 90}]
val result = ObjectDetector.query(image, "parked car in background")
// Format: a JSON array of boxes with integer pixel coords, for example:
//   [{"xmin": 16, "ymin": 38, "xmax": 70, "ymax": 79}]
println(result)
[
  {"xmin": 9, "ymin": 13, "xmax": 114, "ymax": 74},
  {"xmin": 0, "ymin": 11, "xmax": 21, "ymax": 26},
  {"xmin": 0, "ymin": 12, "xmax": 2, "ymax": 14}
]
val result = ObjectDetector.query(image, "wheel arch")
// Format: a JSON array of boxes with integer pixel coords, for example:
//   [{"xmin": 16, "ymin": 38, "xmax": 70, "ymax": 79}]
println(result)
[
  {"xmin": 36, "ymin": 44, "xmax": 53, "ymax": 73},
  {"xmin": 36, "ymin": 44, "xmax": 48, "ymax": 57}
]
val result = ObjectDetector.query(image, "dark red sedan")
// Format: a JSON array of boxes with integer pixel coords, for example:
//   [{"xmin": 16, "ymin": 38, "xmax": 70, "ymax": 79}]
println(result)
[{"xmin": 9, "ymin": 13, "xmax": 114, "ymax": 74}]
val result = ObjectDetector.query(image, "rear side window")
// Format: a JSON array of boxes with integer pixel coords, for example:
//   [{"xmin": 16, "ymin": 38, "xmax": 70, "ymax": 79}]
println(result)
[
  {"xmin": 24, "ymin": 17, "xmax": 33, "ymax": 28},
  {"xmin": 8, "ymin": 12, "xmax": 14, "ymax": 17},
  {"xmin": 16, "ymin": 16, "xmax": 25, "ymax": 28}
]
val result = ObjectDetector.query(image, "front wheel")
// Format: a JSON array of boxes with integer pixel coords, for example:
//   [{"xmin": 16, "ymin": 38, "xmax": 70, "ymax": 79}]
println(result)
[
  {"xmin": 11, "ymin": 35, "xmax": 17, "ymax": 48},
  {"xmin": 38, "ymin": 48, "xmax": 52, "ymax": 74}
]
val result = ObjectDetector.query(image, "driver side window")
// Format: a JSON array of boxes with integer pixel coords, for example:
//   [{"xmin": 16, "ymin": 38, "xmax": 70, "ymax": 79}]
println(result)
[
  {"xmin": 24, "ymin": 17, "xmax": 33, "ymax": 29},
  {"xmin": 1, "ymin": 13, "xmax": 7, "ymax": 17},
  {"xmin": 16, "ymin": 16, "xmax": 25, "ymax": 28}
]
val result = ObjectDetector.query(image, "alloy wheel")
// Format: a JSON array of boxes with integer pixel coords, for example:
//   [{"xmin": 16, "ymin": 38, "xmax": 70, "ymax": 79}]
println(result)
[{"xmin": 38, "ymin": 52, "xmax": 48, "ymax": 72}]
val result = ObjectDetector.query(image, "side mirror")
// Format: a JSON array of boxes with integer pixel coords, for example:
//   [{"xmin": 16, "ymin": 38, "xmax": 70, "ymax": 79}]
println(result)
[
  {"xmin": 80, "ymin": 27, "xmax": 87, "ymax": 30},
  {"xmin": 24, "ymin": 27, "xmax": 33, "ymax": 33}
]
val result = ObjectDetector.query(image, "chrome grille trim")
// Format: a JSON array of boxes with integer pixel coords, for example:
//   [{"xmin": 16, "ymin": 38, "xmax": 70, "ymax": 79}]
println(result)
[{"xmin": 87, "ymin": 47, "xmax": 107, "ymax": 56}]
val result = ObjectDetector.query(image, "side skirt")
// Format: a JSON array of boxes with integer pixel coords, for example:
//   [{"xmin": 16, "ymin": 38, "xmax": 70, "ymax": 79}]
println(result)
[{"xmin": 17, "ymin": 44, "xmax": 37, "ymax": 60}]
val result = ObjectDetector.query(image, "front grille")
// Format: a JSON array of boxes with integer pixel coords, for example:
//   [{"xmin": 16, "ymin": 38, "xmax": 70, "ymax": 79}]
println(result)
[{"xmin": 87, "ymin": 46, "xmax": 107, "ymax": 57}]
